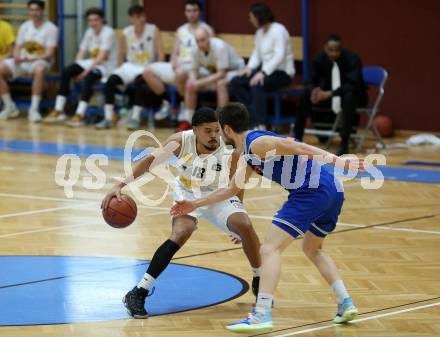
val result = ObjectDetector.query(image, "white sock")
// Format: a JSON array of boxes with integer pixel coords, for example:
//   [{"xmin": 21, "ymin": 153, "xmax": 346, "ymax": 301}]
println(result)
[
  {"xmin": 331, "ymin": 279, "xmax": 349, "ymax": 304},
  {"xmin": 177, "ymin": 103, "xmax": 185, "ymax": 121},
  {"xmin": 1, "ymin": 93, "xmax": 13, "ymax": 106},
  {"xmin": 30, "ymin": 95, "xmax": 41, "ymax": 111},
  {"xmin": 76, "ymin": 101, "xmax": 88, "ymax": 117},
  {"xmin": 137, "ymin": 273, "xmax": 155, "ymax": 290},
  {"xmin": 252, "ymin": 267, "xmax": 261, "ymax": 278},
  {"xmin": 55, "ymin": 95, "xmax": 66, "ymax": 112},
  {"xmin": 256, "ymin": 292, "xmax": 273, "ymax": 312},
  {"xmin": 131, "ymin": 105, "xmax": 143, "ymax": 121},
  {"xmin": 104, "ymin": 104, "xmax": 113, "ymax": 121},
  {"xmin": 185, "ymin": 108, "xmax": 194, "ymax": 122}
]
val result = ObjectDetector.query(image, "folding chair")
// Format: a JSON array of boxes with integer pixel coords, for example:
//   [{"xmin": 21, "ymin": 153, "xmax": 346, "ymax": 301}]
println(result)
[
  {"xmin": 305, "ymin": 66, "xmax": 388, "ymax": 151},
  {"xmin": 353, "ymin": 66, "xmax": 388, "ymax": 151}
]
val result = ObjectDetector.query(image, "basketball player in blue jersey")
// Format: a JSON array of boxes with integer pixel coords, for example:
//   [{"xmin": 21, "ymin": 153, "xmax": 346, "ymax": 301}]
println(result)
[{"xmin": 171, "ymin": 103, "xmax": 366, "ymax": 333}]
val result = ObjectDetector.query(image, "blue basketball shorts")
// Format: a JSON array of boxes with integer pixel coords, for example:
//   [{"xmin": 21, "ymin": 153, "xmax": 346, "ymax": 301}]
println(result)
[{"xmin": 272, "ymin": 186, "xmax": 345, "ymax": 238}]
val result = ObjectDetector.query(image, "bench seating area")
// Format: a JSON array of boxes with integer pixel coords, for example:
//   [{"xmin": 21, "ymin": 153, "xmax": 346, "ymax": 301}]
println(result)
[
  {"xmin": 8, "ymin": 29, "xmax": 305, "ymax": 127},
  {"xmin": 161, "ymin": 31, "xmax": 304, "ymax": 127}
]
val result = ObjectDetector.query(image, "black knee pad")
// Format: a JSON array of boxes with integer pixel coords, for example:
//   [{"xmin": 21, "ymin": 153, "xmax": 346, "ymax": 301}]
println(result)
[{"xmin": 106, "ymin": 74, "xmax": 123, "ymax": 89}]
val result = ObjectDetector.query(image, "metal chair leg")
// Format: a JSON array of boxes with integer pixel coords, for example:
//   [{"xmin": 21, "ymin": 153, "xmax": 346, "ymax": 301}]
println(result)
[
  {"xmin": 325, "ymin": 113, "xmax": 341, "ymax": 149},
  {"xmin": 371, "ymin": 124, "xmax": 386, "ymax": 149}
]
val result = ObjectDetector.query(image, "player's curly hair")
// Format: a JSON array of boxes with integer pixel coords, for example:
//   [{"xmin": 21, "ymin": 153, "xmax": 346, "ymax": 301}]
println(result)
[
  {"xmin": 192, "ymin": 107, "xmax": 218, "ymax": 126},
  {"xmin": 217, "ymin": 103, "xmax": 249, "ymax": 133}
]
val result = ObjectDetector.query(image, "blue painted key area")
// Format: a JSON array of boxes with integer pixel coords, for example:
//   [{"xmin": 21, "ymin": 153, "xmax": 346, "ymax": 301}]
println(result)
[{"xmin": 0, "ymin": 256, "xmax": 248, "ymax": 326}]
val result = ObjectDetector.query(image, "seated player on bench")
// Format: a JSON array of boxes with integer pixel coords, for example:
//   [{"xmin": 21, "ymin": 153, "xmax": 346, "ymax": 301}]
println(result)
[
  {"xmin": 44, "ymin": 7, "xmax": 117, "ymax": 127},
  {"xmin": 0, "ymin": 0, "xmax": 58, "ymax": 122},
  {"xmin": 99, "ymin": 4, "xmax": 165, "ymax": 130}
]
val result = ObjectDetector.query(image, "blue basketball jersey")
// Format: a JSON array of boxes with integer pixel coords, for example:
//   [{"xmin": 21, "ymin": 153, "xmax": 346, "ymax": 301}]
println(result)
[{"xmin": 243, "ymin": 130, "xmax": 337, "ymax": 192}]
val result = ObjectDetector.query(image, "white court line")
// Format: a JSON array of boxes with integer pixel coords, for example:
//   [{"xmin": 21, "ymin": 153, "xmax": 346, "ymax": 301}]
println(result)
[
  {"xmin": 0, "ymin": 191, "xmax": 282, "ymax": 203},
  {"xmin": 249, "ymin": 215, "xmax": 440, "ymax": 235},
  {"xmin": 0, "ymin": 192, "xmax": 79, "ymax": 202},
  {"xmin": 245, "ymin": 194, "xmax": 287, "ymax": 202},
  {"xmin": 0, "ymin": 202, "xmax": 97, "ymax": 219},
  {"xmin": 1, "ymin": 192, "xmax": 439, "ymax": 235},
  {"xmin": 0, "ymin": 191, "xmax": 286, "ymax": 212},
  {"xmin": 0, "ymin": 210, "xmax": 169, "ymax": 238},
  {"xmin": 0, "ymin": 192, "xmax": 169, "ymax": 211},
  {"xmin": 0, "ymin": 221, "xmax": 97, "ymax": 238},
  {"xmin": 274, "ymin": 301, "xmax": 440, "ymax": 337},
  {"xmin": 338, "ymin": 223, "xmax": 440, "ymax": 235}
]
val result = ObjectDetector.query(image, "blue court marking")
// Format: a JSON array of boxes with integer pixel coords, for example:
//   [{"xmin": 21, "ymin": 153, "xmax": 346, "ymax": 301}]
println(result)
[
  {"xmin": 1, "ymin": 139, "xmax": 440, "ymax": 184},
  {"xmin": 0, "ymin": 256, "xmax": 248, "ymax": 326},
  {"xmin": 323, "ymin": 165, "xmax": 440, "ymax": 184},
  {"xmin": 402, "ymin": 161, "xmax": 440, "ymax": 167},
  {"xmin": 0, "ymin": 139, "xmax": 144, "ymax": 161}
]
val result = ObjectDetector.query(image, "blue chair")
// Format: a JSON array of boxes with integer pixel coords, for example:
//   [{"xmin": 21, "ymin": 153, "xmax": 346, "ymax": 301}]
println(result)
[
  {"xmin": 268, "ymin": 84, "xmax": 303, "ymax": 129},
  {"xmin": 354, "ymin": 66, "xmax": 388, "ymax": 151},
  {"xmin": 305, "ymin": 66, "xmax": 388, "ymax": 151}
]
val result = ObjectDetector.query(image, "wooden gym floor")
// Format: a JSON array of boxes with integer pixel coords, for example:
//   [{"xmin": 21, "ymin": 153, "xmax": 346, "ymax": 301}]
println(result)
[{"xmin": 0, "ymin": 120, "xmax": 439, "ymax": 337}]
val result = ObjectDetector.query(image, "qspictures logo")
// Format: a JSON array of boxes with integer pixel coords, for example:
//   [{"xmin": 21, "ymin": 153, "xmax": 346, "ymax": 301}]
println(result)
[{"xmin": 54, "ymin": 131, "xmax": 386, "ymax": 206}]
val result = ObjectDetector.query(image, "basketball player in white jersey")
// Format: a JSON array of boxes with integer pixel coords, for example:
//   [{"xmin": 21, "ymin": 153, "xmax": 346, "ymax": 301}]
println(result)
[
  {"xmin": 184, "ymin": 27, "xmax": 244, "ymax": 124},
  {"xmin": 143, "ymin": 0, "xmax": 214, "ymax": 127},
  {"xmin": 0, "ymin": 0, "xmax": 58, "ymax": 122},
  {"xmin": 97, "ymin": 5, "xmax": 165, "ymax": 130},
  {"xmin": 102, "ymin": 107, "xmax": 262, "ymax": 318},
  {"xmin": 43, "ymin": 7, "xmax": 117, "ymax": 127}
]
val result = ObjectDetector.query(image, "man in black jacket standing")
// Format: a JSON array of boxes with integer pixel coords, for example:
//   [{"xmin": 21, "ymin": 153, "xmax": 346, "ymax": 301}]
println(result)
[{"xmin": 294, "ymin": 35, "xmax": 367, "ymax": 155}]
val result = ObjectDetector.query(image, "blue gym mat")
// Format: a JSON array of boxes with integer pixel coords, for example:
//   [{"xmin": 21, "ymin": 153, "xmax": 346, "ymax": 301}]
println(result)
[
  {"xmin": 0, "ymin": 256, "xmax": 247, "ymax": 326},
  {"xmin": 1, "ymin": 139, "xmax": 439, "ymax": 184}
]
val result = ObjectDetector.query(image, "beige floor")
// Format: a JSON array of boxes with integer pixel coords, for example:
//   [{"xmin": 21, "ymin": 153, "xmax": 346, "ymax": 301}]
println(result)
[{"xmin": 0, "ymin": 120, "xmax": 439, "ymax": 337}]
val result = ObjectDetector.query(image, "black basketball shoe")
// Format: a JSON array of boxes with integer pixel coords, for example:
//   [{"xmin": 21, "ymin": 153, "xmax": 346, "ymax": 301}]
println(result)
[{"xmin": 123, "ymin": 286, "xmax": 149, "ymax": 318}]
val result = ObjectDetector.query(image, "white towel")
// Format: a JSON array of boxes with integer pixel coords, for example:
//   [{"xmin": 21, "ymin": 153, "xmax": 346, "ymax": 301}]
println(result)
[{"xmin": 331, "ymin": 62, "xmax": 342, "ymax": 114}]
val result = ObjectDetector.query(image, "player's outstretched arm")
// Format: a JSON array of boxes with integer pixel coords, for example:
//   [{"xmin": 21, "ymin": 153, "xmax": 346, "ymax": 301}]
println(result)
[
  {"xmin": 102, "ymin": 133, "xmax": 182, "ymax": 211},
  {"xmin": 252, "ymin": 136, "xmax": 366, "ymax": 172},
  {"xmin": 230, "ymin": 150, "xmax": 245, "ymax": 202},
  {"xmin": 170, "ymin": 155, "xmax": 252, "ymax": 216}
]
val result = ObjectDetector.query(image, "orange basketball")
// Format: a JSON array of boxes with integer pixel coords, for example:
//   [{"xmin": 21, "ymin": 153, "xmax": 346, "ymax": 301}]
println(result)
[
  {"xmin": 102, "ymin": 194, "xmax": 137, "ymax": 228},
  {"xmin": 373, "ymin": 115, "xmax": 394, "ymax": 138}
]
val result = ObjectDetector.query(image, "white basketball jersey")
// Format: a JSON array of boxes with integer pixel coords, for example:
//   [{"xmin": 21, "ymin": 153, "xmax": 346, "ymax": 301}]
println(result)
[
  {"xmin": 123, "ymin": 23, "xmax": 157, "ymax": 66},
  {"xmin": 176, "ymin": 130, "xmax": 232, "ymax": 194},
  {"xmin": 176, "ymin": 22, "xmax": 212, "ymax": 64},
  {"xmin": 17, "ymin": 20, "xmax": 58, "ymax": 61},
  {"xmin": 79, "ymin": 25, "xmax": 118, "ymax": 71}
]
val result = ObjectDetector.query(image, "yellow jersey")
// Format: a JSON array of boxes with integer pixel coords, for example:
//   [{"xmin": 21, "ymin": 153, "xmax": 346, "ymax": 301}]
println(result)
[{"xmin": 0, "ymin": 20, "xmax": 15, "ymax": 58}]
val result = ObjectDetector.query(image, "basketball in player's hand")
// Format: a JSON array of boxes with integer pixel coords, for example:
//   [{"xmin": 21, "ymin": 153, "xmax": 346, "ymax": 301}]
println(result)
[{"xmin": 102, "ymin": 194, "xmax": 137, "ymax": 228}]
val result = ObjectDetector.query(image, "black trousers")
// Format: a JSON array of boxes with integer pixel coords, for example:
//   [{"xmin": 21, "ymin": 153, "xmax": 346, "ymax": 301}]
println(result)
[
  {"xmin": 104, "ymin": 74, "xmax": 124, "ymax": 105},
  {"xmin": 105, "ymin": 74, "xmax": 163, "ymax": 109},
  {"xmin": 230, "ymin": 69, "xmax": 292, "ymax": 127},
  {"xmin": 133, "ymin": 75, "xmax": 162, "ymax": 109},
  {"xmin": 294, "ymin": 89, "xmax": 367, "ymax": 143},
  {"xmin": 58, "ymin": 63, "xmax": 102, "ymax": 102}
]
